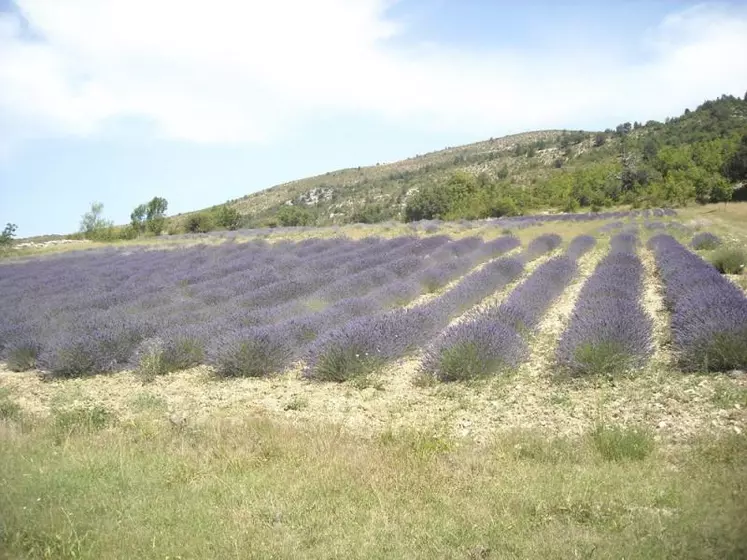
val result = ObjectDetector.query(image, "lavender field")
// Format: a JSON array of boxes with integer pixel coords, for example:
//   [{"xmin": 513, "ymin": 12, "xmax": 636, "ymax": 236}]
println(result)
[
  {"xmin": 1, "ymin": 208, "xmax": 746, "ymax": 384},
  {"xmin": 2, "ymin": 206, "xmax": 747, "ymax": 560}
]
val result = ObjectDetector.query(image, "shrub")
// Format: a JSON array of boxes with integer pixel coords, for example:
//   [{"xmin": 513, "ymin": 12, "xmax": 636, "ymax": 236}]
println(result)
[
  {"xmin": 215, "ymin": 205, "xmax": 242, "ymax": 230},
  {"xmin": 691, "ymin": 232, "xmax": 722, "ymax": 250},
  {"xmin": 524, "ymin": 233, "xmax": 562, "ymax": 261},
  {"xmin": 710, "ymin": 246, "xmax": 747, "ymax": 274},
  {"xmin": 185, "ymin": 212, "xmax": 214, "ymax": 233},
  {"xmin": 421, "ymin": 319, "xmax": 526, "ymax": 382},
  {"xmin": 7, "ymin": 343, "xmax": 40, "ymax": 372},
  {"xmin": 649, "ymin": 234, "xmax": 747, "ymax": 371},
  {"xmin": 566, "ymin": 235, "xmax": 596, "ymax": 261},
  {"xmin": 590, "ymin": 424, "xmax": 654, "ymax": 461},
  {"xmin": 39, "ymin": 314, "xmax": 154, "ymax": 378},
  {"xmin": 312, "ymin": 345, "xmax": 384, "ymax": 382},
  {"xmin": 209, "ymin": 327, "xmax": 292, "ymax": 378},
  {"xmin": 557, "ymin": 234, "xmax": 653, "ymax": 375}
]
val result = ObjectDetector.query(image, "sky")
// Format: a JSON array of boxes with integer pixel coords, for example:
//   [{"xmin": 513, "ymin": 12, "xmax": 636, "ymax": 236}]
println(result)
[{"xmin": 1, "ymin": 1, "xmax": 746, "ymax": 237}]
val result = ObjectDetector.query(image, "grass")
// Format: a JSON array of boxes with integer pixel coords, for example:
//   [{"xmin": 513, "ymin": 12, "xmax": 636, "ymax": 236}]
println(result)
[
  {"xmin": 589, "ymin": 424, "xmax": 655, "ymax": 461},
  {"xmin": 570, "ymin": 341, "xmax": 636, "ymax": 377},
  {"xmin": 1, "ymin": 412, "xmax": 745, "ymax": 559}
]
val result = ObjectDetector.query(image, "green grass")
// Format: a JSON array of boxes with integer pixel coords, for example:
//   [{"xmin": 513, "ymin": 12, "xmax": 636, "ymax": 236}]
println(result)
[
  {"xmin": 1, "ymin": 413, "xmax": 745, "ymax": 559},
  {"xmin": 589, "ymin": 424, "xmax": 655, "ymax": 461}
]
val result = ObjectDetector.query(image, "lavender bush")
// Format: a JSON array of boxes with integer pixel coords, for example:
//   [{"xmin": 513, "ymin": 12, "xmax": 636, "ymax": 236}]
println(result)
[
  {"xmin": 690, "ymin": 232, "xmax": 722, "ymax": 250},
  {"xmin": 649, "ymin": 234, "xmax": 747, "ymax": 371},
  {"xmin": 556, "ymin": 233, "xmax": 653, "ymax": 376}
]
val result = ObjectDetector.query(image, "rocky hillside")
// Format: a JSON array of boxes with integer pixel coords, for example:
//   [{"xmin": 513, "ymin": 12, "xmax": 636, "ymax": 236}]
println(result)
[{"xmin": 171, "ymin": 93, "xmax": 747, "ymax": 229}]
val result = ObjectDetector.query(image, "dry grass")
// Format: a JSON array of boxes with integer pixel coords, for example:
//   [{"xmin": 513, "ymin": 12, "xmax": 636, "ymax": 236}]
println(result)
[{"xmin": 1, "ymin": 408, "xmax": 746, "ymax": 559}]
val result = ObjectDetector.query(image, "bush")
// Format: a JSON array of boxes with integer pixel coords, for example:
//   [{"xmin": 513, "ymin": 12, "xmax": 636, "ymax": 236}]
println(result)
[
  {"xmin": 590, "ymin": 424, "xmax": 654, "ymax": 461},
  {"xmin": 6, "ymin": 343, "xmax": 40, "ymax": 372},
  {"xmin": 185, "ymin": 212, "xmax": 214, "ymax": 233},
  {"xmin": 215, "ymin": 205, "xmax": 242, "ymax": 230},
  {"xmin": 209, "ymin": 327, "xmax": 292, "ymax": 378},
  {"xmin": 710, "ymin": 247, "xmax": 747, "ymax": 274},
  {"xmin": 423, "ymin": 332, "xmax": 520, "ymax": 382},
  {"xmin": 649, "ymin": 234, "xmax": 747, "ymax": 372},
  {"xmin": 691, "ymin": 232, "xmax": 722, "ymax": 250},
  {"xmin": 276, "ymin": 205, "xmax": 312, "ymax": 227},
  {"xmin": 312, "ymin": 345, "xmax": 384, "ymax": 382}
]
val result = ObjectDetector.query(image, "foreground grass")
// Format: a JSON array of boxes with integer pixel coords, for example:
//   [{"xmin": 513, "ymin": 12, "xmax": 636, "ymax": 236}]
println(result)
[{"xmin": 1, "ymin": 409, "xmax": 745, "ymax": 560}]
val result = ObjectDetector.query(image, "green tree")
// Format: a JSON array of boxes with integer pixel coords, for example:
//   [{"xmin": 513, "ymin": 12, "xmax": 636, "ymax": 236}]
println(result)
[
  {"xmin": 0, "ymin": 223, "xmax": 17, "ymax": 249},
  {"xmin": 79, "ymin": 202, "xmax": 114, "ymax": 239},
  {"xmin": 145, "ymin": 197, "xmax": 168, "ymax": 235},
  {"xmin": 404, "ymin": 186, "xmax": 449, "ymax": 221},
  {"xmin": 723, "ymin": 134, "xmax": 747, "ymax": 182},
  {"xmin": 130, "ymin": 203, "xmax": 147, "ymax": 234}
]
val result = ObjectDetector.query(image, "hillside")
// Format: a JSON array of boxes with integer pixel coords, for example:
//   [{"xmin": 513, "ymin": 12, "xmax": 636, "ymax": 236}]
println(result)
[{"xmin": 170, "ymin": 93, "xmax": 747, "ymax": 231}]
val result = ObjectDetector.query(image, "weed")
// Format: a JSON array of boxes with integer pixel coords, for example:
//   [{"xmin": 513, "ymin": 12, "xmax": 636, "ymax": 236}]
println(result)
[
  {"xmin": 283, "ymin": 396, "xmax": 308, "ymax": 411},
  {"xmin": 710, "ymin": 381, "xmax": 747, "ymax": 409},
  {"xmin": 710, "ymin": 246, "xmax": 747, "ymax": 274},
  {"xmin": 590, "ymin": 424, "xmax": 654, "ymax": 461},
  {"xmin": 0, "ymin": 389, "xmax": 22, "ymax": 421},
  {"xmin": 53, "ymin": 405, "xmax": 115, "ymax": 438}
]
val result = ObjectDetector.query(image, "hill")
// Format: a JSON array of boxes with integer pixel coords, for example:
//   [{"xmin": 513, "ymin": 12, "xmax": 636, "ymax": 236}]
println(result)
[{"xmin": 163, "ymin": 93, "xmax": 747, "ymax": 233}]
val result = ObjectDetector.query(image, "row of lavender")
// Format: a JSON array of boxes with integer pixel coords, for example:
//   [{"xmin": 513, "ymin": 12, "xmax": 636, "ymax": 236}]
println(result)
[
  {"xmin": 209, "ymin": 234, "xmax": 524, "ymax": 377},
  {"xmin": 649, "ymin": 235, "xmax": 747, "ymax": 372},
  {"xmin": 302, "ymin": 234, "xmax": 565, "ymax": 381},
  {"xmin": 556, "ymin": 233, "xmax": 653, "ymax": 375},
  {"xmin": 419, "ymin": 235, "xmax": 596, "ymax": 380},
  {"xmin": 0, "ymin": 233, "xmax": 522, "ymax": 376}
]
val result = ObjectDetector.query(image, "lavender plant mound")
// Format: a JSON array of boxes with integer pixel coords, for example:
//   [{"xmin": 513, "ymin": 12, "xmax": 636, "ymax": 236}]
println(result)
[
  {"xmin": 690, "ymin": 232, "xmax": 722, "ymax": 250},
  {"xmin": 421, "ymin": 317, "xmax": 527, "ymax": 382},
  {"xmin": 524, "ymin": 233, "xmax": 562, "ymax": 261},
  {"xmin": 566, "ymin": 235, "xmax": 597, "ymax": 261},
  {"xmin": 422, "ymin": 256, "xmax": 576, "ymax": 382},
  {"xmin": 556, "ymin": 234, "xmax": 653, "ymax": 376},
  {"xmin": 208, "ymin": 325, "xmax": 294, "ymax": 378},
  {"xmin": 648, "ymin": 234, "xmax": 747, "ymax": 372}
]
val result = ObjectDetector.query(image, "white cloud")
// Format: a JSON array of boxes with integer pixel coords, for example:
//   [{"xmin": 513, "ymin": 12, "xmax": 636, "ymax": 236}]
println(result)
[{"xmin": 1, "ymin": 0, "xmax": 746, "ymax": 149}]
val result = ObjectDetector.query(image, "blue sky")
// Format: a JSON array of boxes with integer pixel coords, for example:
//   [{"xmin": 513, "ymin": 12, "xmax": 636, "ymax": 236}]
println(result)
[{"xmin": 1, "ymin": 0, "xmax": 746, "ymax": 237}]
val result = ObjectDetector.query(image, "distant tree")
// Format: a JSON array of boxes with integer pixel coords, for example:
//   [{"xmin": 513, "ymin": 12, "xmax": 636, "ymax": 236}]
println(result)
[
  {"xmin": 404, "ymin": 186, "xmax": 452, "ymax": 222},
  {"xmin": 615, "ymin": 122, "xmax": 632, "ymax": 136},
  {"xmin": 79, "ymin": 202, "xmax": 114, "ymax": 239},
  {"xmin": 215, "ymin": 205, "xmax": 242, "ymax": 230},
  {"xmin": 593, "ymin": 133, "xmax": 606, "ymax": 147},
  {"xmin": 130, "ymin": 203, "xmax": 147, "ymax": 234},
  {"xmin": 145, "ymin": 197, "xmax": 168, "ymax": 235},
  {"xmin": 723, "ymin": 134, "xmax": 747, "ymax": 183},
  {"xmin": 0, "ymin": 223, "xmax": 17, "ymax": 249}
]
